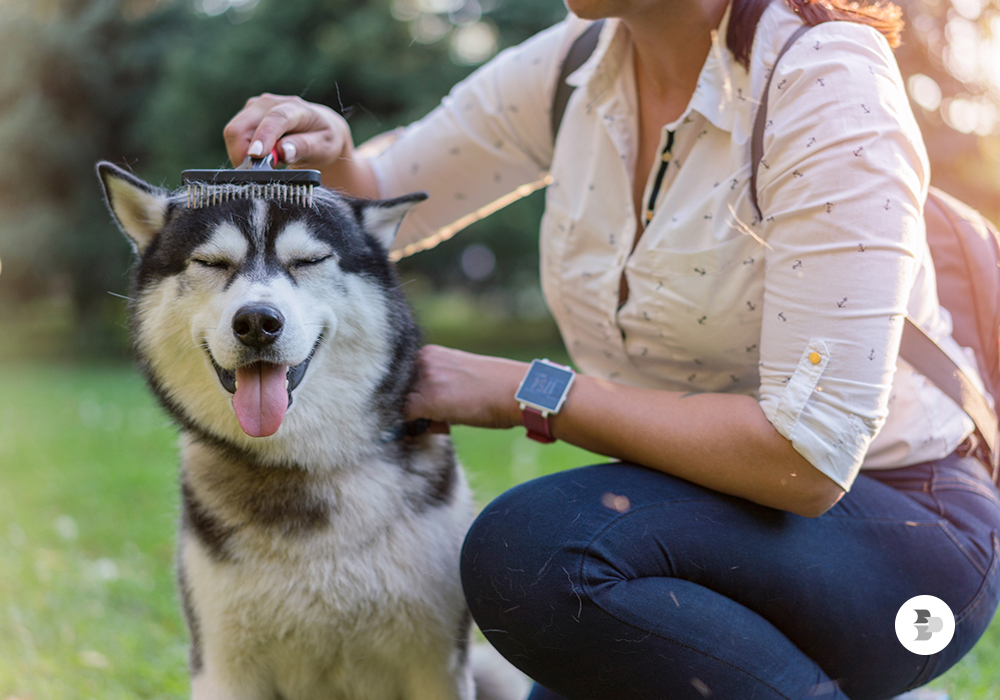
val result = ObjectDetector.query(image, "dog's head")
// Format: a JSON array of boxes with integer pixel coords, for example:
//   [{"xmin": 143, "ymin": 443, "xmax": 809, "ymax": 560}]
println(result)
[{"xmin": 98, "ymin": 162, "xmax": 425, "ymax": 458}]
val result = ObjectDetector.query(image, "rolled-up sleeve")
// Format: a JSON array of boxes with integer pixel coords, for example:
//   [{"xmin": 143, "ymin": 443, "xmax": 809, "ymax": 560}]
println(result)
[
  {"xmin": 369, "ymin": 19, "xmax": 578, "ymax": 252},
  {"xmin": 755, "ymin": 23, "xmax": 930, "ymax": 491}
]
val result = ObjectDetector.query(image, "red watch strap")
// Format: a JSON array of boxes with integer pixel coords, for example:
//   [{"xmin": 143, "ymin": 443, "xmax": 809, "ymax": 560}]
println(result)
[{"xmin": 521, "ymin": 406, "xmax": 556, "ymax": 444}]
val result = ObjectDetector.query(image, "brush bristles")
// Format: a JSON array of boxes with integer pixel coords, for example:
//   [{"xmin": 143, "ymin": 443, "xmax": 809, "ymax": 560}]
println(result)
[{"xmin": 185, "ymin": 183, "xmax": 315, "ymax": 209}]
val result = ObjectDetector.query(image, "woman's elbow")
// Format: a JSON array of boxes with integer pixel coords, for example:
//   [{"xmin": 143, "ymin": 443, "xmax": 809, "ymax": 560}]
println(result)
[{"xmin": 793, "ymin": 475, "xmax": 846, "ymax": 518}]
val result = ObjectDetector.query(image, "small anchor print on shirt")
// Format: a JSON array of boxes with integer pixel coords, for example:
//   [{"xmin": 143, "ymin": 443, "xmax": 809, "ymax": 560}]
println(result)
[{"xmin": 837, "ymin": 297, "xmax": 847, "ymax": 308}]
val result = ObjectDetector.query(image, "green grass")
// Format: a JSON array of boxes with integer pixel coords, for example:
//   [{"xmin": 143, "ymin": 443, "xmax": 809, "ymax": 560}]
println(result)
[{"xmin": 1, "ymin": 363, "xmax": 998, "ymax": 699}]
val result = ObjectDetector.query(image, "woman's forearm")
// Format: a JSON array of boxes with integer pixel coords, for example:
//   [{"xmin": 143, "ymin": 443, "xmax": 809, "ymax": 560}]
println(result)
[
  {"xmin": 407, "ymin": 345, "xmax": 845, "ymax": 517},
  {"xmin": 547, "ymin": 374, "xmax": 845, "ymax": 517}
]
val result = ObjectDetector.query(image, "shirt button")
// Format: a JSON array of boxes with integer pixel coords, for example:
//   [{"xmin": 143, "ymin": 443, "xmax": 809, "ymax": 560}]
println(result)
[{"xmin": 809, "ymin": 352, "xmax": 822, "ymax": 364}]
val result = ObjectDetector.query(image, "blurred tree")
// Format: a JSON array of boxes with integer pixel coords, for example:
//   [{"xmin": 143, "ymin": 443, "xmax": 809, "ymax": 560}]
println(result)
[{"xmin": 0, "ymin": 0, "xmax": 183, "ymax": 353}]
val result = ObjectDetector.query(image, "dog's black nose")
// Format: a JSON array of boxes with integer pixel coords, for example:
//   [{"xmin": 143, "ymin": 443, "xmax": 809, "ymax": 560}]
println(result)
[{"xmin": 232, "ymin": 304, "xmax": 285, "ymax": 349}]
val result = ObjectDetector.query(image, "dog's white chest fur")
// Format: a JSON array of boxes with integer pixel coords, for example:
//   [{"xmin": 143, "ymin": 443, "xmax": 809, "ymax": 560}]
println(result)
[{"xmin": 180, "ymin": 440, "xmax": 475, "ymax": 700}]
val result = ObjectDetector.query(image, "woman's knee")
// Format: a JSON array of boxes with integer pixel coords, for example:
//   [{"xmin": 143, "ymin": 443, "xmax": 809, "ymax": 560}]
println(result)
[
  {"xmin": 460, "ymin": 462, "xmax": 690, "ymax": 616},
  {"xmin": 460, "ymin": 468, "xmax": 618, "ymax": 633},
  {"xmin": 462, "ymin": 478, "xmax": 561, "ymax": 626}
]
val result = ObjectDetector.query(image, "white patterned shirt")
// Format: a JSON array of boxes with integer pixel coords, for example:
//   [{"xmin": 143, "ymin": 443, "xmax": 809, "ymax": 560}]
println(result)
[{"xmin": 370, "ymin": 1, "xmax": 982, "ymax": 490}]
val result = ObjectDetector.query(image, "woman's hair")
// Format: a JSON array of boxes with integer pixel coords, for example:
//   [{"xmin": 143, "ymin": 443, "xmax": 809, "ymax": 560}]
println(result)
[{"xmin": 727, "ymin": 0, "xmax": 905, "ymax": 68}]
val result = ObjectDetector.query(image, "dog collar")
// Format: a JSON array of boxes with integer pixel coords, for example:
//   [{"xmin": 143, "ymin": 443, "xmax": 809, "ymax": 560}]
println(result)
[{"xmin": 515, "ymin": 359, "xmax": 575, "ymax": 444}]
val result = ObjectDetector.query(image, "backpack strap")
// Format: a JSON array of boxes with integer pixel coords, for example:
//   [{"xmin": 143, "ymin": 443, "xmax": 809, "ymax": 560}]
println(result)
[
  {"xmin": 750, "ymin": 25, "xmax": 1000, "ymax": 483},
  {"xmin": 551, "ymin": 20, "xmax": 605, "ymax": 142},
  {"xmin": 901, "ymin": 319, "xmax": 999, "ymax": 479},
  {"xmin": 749, "ymin": 23, "xmax": 811, "ymax": 222}
]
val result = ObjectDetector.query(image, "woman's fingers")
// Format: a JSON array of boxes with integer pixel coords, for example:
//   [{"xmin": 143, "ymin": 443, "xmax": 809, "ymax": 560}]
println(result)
[
  {"xmin": 276, "ymin": 128, "xmax": 342, "ymax": 167},
  {"xmin": 405, "ymin": 345, "xmax": 526, "ymax": 430},
  {"xmin": 223, "ymin": 94, "xmax": 349, "ymax": 169},
  {"xmin": 223, "ymin": 94, "xmax": 281, "ymax": 165}
]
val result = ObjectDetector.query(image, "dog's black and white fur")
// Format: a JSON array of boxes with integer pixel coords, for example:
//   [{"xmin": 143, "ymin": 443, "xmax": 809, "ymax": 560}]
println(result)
[{"xmin": 98, "ymin": 163, "xmax": 524, "ymax": 700}]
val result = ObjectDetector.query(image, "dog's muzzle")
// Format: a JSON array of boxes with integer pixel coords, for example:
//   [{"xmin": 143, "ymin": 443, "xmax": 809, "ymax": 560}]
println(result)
[{"xmin": 208, "ymin": 332, "xmax": 323, "ymax": 438}]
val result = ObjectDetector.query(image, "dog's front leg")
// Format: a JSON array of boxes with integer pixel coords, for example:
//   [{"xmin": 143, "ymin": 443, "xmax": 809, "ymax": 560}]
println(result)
[{"xmin": 190, "ymin": 655, "xmax": 274, "ymax": 700}]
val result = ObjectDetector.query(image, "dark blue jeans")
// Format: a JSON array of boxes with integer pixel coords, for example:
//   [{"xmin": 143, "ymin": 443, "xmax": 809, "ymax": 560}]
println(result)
[{"xmin": 461, "ymin": 453, "xmax": 1000, "ymax": 700}]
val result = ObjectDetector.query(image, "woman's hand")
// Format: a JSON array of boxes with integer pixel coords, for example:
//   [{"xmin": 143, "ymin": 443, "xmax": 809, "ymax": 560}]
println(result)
[
  {"xmin": 406, "ymin": 345, "xmax": 527, "ymax": 431},
  {"xmin": 223, "ymin": 93, "xmax": 380, "ymax": 198},
  {"xmin": 224, "ymin": 93, "xmax": 350, "ymax": 169}
]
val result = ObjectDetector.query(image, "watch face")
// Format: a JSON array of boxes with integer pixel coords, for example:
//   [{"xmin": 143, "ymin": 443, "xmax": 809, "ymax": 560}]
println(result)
[{"xmin": 516, "ymin": 360, "xmax": 574, "ymax": 413}]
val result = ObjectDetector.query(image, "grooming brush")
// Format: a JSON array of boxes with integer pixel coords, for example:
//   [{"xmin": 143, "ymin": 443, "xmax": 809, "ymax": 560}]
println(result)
[{"xmin": 181, "ymin": 147, "xmax": 323, "ymax": 209}]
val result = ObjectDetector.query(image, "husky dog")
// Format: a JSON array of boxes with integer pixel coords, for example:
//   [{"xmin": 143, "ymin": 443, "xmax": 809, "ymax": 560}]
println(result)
[{"xmin": 97, "ymin": 163, "xmax": 525, "ymax": 700}]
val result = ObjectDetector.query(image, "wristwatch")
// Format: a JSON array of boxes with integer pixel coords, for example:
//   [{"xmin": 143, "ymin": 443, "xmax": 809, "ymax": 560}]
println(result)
[{"xmin": 515, "ymin": 359, "xmax": 576, "ymax": 443}]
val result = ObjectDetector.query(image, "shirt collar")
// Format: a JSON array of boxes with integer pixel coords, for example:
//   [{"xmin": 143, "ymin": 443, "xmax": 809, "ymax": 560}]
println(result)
[{"xmin": 566, "ymin": 3, "xmax": 749, "ymax": 134}]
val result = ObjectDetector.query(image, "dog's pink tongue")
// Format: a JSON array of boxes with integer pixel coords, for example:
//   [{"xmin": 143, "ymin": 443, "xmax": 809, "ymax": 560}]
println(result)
[{"xmin": 233, "ymin": 363, "xmax": 289, "ymax": 437}]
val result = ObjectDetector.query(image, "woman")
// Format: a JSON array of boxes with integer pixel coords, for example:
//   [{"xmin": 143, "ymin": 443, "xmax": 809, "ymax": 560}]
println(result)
[{"xmin": 223, "ymin": 0, "xmax": 1000, "ymax": 697}]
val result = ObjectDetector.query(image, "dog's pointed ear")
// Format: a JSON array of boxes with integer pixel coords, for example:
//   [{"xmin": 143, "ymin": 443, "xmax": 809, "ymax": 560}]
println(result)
[
  {"xmin": 97, "ymin": 161, "xmax": 170, "ymax": 254},
  {"xmin": 356, "ymin": 192, "xmax": 429, "ymax": 252}
]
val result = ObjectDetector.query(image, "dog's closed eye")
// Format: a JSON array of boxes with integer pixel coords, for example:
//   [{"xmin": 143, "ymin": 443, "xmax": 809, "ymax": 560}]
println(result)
[
  {"xmin": 191, "ymin": 257, "xmax": 233, "ymax": 270},
  {"xmin": 290, "ymin": 255, "xmax": 333, "ymax": 270}
]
